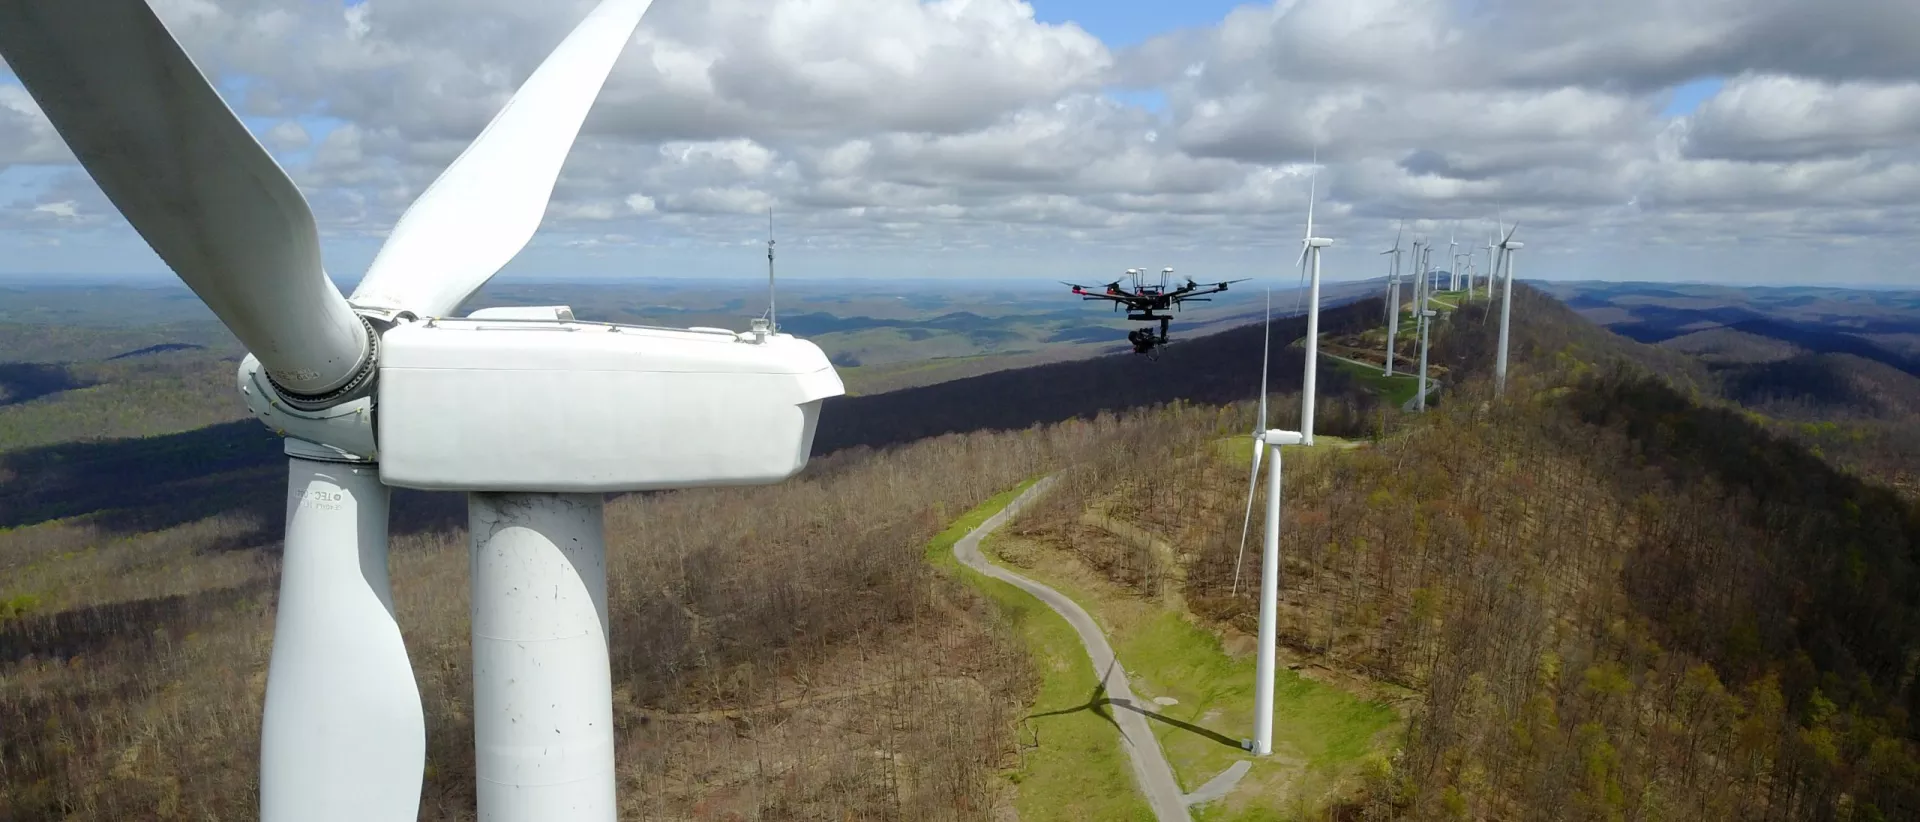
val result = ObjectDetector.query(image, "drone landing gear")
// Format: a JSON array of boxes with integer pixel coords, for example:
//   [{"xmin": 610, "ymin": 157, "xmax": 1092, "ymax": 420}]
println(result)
[{"xmin": 1127, "ymin": 315, "xmax": 1172, "ymax": 358}]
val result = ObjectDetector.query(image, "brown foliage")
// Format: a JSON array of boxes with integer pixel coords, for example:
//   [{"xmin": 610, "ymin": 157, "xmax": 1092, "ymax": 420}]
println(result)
[{"xmin": 0, "ymin": 409, "xmax": 1197, "ymax": 820}]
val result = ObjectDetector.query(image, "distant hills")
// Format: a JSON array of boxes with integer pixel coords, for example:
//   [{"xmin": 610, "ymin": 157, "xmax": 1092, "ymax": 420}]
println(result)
[{"xmin": 813, "ymin": 296, "xmax": 1387, "ymax": 454}]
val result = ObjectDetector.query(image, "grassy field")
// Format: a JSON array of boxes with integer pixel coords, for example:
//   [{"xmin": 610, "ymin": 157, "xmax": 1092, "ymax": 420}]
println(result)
[
  {"xmin": 1324, "ymin": 355, "xmax": 1422, "ymax": 407},
  {"xmin": 984, "ymin": 524, "xmax": 1401, "ymax": 821},
  {"xmin": 926, "ymin": 480, "xmax": 1156, "ymax": 822}
]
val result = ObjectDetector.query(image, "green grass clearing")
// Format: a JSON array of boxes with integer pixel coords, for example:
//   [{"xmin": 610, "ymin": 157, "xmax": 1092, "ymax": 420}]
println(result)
[
  {"xmin": 926, "ymin": 481, "xmax": 1155, "ymax": 822},
  {"xmin": 983, "ymin": 532, "xmax": 1402, "ymax": 821},
  {"xmin": 1325, "ymin": 356, "xmax": 1422, "ymax": 407},
  {"xmin": 1210, "ymin": 434, "xmax": 1362, "ymax": 469}
]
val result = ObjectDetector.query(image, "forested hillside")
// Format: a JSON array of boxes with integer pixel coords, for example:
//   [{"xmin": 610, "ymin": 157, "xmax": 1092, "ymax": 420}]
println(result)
[
  {"xmin": 3, "ymin": 282, "xmax": 1915, "ymax": 820},
  {"xmin": 998, "ymin": 284, "xmax": 1920, "ymax": 820}
]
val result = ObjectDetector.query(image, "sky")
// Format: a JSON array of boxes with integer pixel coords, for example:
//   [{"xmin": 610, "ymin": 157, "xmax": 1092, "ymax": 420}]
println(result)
[{"xmin": 3, "ymin": 0, "xmax": 1920, "ymax": 288}]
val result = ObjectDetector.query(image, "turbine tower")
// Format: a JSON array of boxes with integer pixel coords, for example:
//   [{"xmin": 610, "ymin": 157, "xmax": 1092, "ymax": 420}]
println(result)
[
  {"xmin": 1231, "ymin": 288, "xmax": 1304, "ymax": 757},
  {"xmin": 1417, "ymin": 306, "xmax": 1437, "ymax": 412},
  {"xmin": 1297, "ymin": 168, "xmax": 1331, "ymax": 446},
  {"xmin": 0, "ymin": 3, "xmax": 844, "ymax": 821},
  {"xmin": 1379, "ymin": 225, "xmax": 1403, "ymax": 377},
  {"xmin": 1409, "ymin": 239, "xmax": 1426, "ymax": 320},
  {"xmin": 1447, "ymin": 227, "xmax": 1460, "ymax": 292},
  {"xmin": 1494, "ymin": 223, "xmax": 1524, "ymax": 395}
]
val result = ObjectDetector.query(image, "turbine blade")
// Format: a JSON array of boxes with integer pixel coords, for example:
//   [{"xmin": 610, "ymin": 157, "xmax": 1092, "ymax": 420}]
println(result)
[
  {"xmin": 261, "ymin": 458, "xmax": 423, "ymax": 819},
  {"xmin": 1305, "ymin": 175, "xmax": 1316, "ymax": 240},
  {"xmin": 1231, "ymin": 440, "xmax": 1264, "ymax": 598},
  {"xmin": 1504, "ymin": 222, "xmax": 1521, "ymax": 243},
  {"xmin": 0, "ymin": 0, "xmax": 369, "ymax": 396},
  {"xmin": 351, "ymin": 0, "xmax": 655, "ymax": 317}
]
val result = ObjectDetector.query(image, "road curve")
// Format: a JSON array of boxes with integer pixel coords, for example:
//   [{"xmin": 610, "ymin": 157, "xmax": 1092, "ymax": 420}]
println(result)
[{"xmin": 956, "ymin": 477, "xmax": 1193, "ymax": 822}]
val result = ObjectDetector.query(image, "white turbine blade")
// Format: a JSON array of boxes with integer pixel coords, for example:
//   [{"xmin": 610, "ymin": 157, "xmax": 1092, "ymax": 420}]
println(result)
[
  {"xmin": 262, "ymin": 458, "xmax": 423, "ymax": 821},
  {"xmin": 351, "ymin": 0, "xmax": 655, "ymax": 317},
  {"xmin": 0, "ymin": 0, "xmax": 369, "ymax": 397},
  {"xmin": 1235, "ymin": 285, "xmax": 1275, "ymax": 596},
  {"xmin": 1231, "ymin": 442, "xmax": 1263, "ymax": 598},
  {"xmin": 1305, "ymin": 175, "xmax": 1316, "ymax": 240}
]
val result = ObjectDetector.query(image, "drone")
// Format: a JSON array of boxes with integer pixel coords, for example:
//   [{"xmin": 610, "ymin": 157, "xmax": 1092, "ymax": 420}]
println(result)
[{"xmin": 1062, "ymin": 267, "xmax": 1250, "ymax": 357}]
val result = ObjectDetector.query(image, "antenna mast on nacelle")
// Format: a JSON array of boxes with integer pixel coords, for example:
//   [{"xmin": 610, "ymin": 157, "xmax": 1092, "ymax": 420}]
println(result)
[{"xmin": 766, "ymin": 207, "xmax": 777, "ymax": 333}]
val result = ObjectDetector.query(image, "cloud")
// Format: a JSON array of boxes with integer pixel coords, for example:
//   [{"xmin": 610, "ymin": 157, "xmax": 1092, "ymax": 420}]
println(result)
[
  {"xmin": 2, "ymin": 0, "xmax": 1919, "ymax": 284},
  {"xmin": 0, "ymin": 84, "xmax": 71, "ymax": 166},
  {"xmin": 1679, "ymin": 75, "xmax": 1920, "ymax": 161}
]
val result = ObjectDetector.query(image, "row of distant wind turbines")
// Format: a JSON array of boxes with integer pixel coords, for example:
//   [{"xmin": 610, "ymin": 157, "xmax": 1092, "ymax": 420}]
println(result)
[{"xmin": 1232, "ymin": 181, "xmax": 1526, "ymax": 755}]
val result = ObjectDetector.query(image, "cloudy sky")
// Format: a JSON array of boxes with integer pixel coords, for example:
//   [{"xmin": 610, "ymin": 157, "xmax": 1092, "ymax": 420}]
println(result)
[{"xmin": 3, "ymin": 0, "xmax": 1918, "ymax": 287}]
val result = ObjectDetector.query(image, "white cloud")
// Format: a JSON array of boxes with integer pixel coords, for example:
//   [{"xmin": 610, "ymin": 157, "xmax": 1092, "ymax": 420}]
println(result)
[
  {"xmin": 1, "ymin": 0, "xmax": 1919, "ymax": 284},
  {"xmin": 265, "ymin": 119, "xmax": 312, "ymax": 151},
  {"xmin": 0, "ymin": 85, "xmax": 70, "ymax": 166},
  {"xmin": 32, "ymin": 200, "xmax": 78, "ymax": 219},
  {"xmin": 1680, "ymin": 75, "xmax": 1920, "ymax": 161}
]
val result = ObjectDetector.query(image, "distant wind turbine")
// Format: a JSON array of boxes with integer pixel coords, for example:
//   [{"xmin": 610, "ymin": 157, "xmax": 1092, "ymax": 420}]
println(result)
[
  {"xmin": 1379, "ymin": 224, "xmax": 1403, "ymax": 377},
  {"xmin": 1494, "ymin": 223, "xmax": 1523, "ymax": 394},
  {"xmin": 1297, "ymin": 165, "xmax": 1331, "ymax": 446},
  {"xmin": 1447, "ymin": 226, "xmax": 1460, "ymax": 292}
]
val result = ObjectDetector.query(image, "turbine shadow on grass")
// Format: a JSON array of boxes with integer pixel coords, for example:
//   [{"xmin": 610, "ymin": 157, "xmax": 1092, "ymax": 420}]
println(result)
[
  {"xmin": 1108, "ymin": 699, "xmax": 1246, "ymax": 751},
  {"xmin": 1026, "ymin": 658, "xmax": 1123, "ymax": 735},
  {"xmin": 1023, "ymin": 659, "xmax": 1242, "ymax": 752}
]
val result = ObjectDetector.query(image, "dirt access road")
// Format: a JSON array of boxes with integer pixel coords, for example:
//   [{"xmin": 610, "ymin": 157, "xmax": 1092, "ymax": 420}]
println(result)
[{"xmin": 954, "ymin": 477, "xmax": 1194, "ymax": 822}]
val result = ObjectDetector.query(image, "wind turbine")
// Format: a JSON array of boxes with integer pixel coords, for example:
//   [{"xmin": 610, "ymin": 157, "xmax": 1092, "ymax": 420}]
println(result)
[
  {"xmin": 1494, "ymin": 223, "xmax": 1524, "ymax": 395},
  {"xmin": 1416, "ymin": 304, "xmax": 1437, "ymax": 412},
  {"xmin": 1447, "ymin": 227, "xmax": 1460, "ymax": 292},
  {"xmin": 1229, "ymin": 288, "xmax": 1304, "ymax": 757},
  {"xmin": 1483, "ymin": 226, "xmax": 1497, "ymax": 301},
  {"xmin": 1379, "ymin": 225, "xmax": 1403, "ymax": 377},
  {"xmin": 1408, "ymin": 239, "xmax": 1426, "ymax": 320},
  {"xmin": 1297, "ymin": 167, "xmax": 1332, "ymax": 446},
  {"xmin": 0, "ymin": 3, "xmax": 842, "ymax": 821}
]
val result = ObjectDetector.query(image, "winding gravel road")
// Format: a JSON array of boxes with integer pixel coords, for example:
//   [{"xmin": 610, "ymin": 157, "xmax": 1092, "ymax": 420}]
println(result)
[{"xmin": 955, "ymin": 477, "xmax": 1194, "ymax": 822}]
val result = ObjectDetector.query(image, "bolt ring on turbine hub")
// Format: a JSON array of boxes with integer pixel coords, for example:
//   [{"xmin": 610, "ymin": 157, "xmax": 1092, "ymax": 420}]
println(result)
[{"xmin": 268, "ymin": 315, "xmax": 382, "ymax": 412}]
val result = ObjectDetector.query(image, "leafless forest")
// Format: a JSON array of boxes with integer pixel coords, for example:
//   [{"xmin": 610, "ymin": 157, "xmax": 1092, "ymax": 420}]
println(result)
[{"xmin": 2, "ymin": 409, "xmax": 1179, "ymax": 819}]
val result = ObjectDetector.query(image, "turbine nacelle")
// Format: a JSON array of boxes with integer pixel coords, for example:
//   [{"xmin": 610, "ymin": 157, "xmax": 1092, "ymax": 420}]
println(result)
[
  {"xmin": 241, "ymin": 311, "xmax": 842, "ymax": 493},
  {"xmin": 376, "ymin": 318, "xmax": 839, "ymax": 492},
  {"xmin": 1258, "ymin": 429, "xmax": 1304, "ymax": 447}
]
